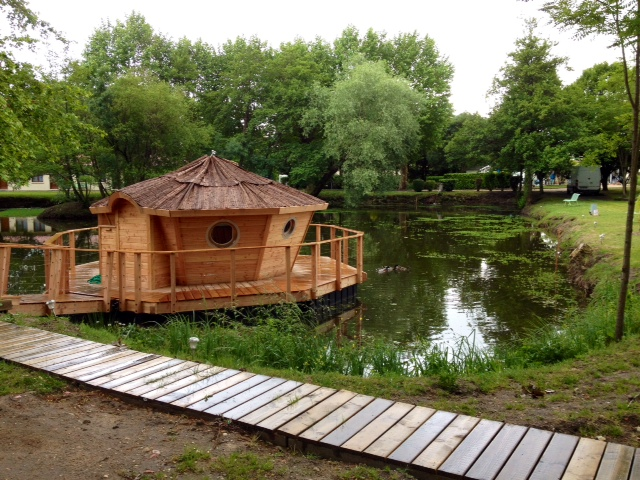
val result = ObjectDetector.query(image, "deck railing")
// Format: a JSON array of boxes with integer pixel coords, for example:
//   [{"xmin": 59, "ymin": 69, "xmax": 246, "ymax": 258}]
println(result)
[{"xmin": 0, "ymin": 224, "xmax": 365, "ymax": 313}]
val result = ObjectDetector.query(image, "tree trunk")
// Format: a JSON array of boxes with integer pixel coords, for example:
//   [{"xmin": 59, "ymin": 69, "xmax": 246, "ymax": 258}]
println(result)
[{"xmin": 309, "ymin": 164, "xmax": 341, "ymax": 197}]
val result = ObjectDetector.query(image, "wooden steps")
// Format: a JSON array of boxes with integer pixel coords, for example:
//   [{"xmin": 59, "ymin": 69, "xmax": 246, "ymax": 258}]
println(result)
[{"xmin": 1, "ymin": 320, "xmax": 637, "ymax": 480}]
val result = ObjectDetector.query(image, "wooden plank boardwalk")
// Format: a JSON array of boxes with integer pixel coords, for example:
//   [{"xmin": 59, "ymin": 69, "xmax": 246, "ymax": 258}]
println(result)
[{"xmin": 1, "ymin": 319, "xmax": 638, "ymax": 480}]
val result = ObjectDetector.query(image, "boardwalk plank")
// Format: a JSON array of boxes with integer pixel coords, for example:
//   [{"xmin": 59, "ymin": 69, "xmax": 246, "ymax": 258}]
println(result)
[
  {"xmin": 2, "ymin": 338, "xmax": 89, "ymax": 360},
  {"xmin": 466, "ymin": 423, "xmax": 528, "ymax": 480},
  {"xmin": 74, "ymin": 353, "xmax": 159, "ymax": 382},
  {"xmin": 495, "ymin": 427, "xmax": 553, "ymax": 480},
  {"xmin": 239, "ymin": 384, "xmax": 322, "ymax": 426},
  {"xmin": 364, "ymin": 406, "xmax": 435, "ymax": 458},
  {"xmin": 187, "ymin": 374, "xmax": 269, "ymax": 412},
  {"xmin": 629, "ymin": 448, "xmax": 640, "ymax": 480},
  {"xmin": 27, "ymin": 345, "xmax": 120, "ymax": 370},
  {"xmin": 46, "ymin": 348, "xmax": 136, "ymax": 374},
  {"xmin": 595, "ymin": 443, "xmax": 635, "ymax": 480},
  {"xmin": 140, "ymin": 366, "xmax": 225, "ymax": 400},
  {"xmin": 278, "ymin": 390, "xmax": 357, "ymax": 437},
  {"xmin": 438, "ymin": 419, "xmax": 503, "ymax": 477},
  {"xmin": 155, "ymin": 368, "xmax": 240, "ymax": 405},
  {"xmin": 412, "ymin": 414, "xmax": 480, "ymax": 472},
  {"xmin": 388, "ymin": 410, "xmax": 457, "ymax": 464},
  {"xmin": 54, "ymin": 351, "xmax": 145, "ymax": 377},
  {"xmin": 341, "ymin": 402, "xmax": 415, "ymax": 453},
  {"xmin": 0, "ymin": 332, "xmax": 56, "ymax": 349},
  {"xmin": 225, "ymin": 380, "xmax": 302, "ymax": 421},
  {"xmin": 562, "ymin": 437, "xmax": 607, "ymax": 480},
  {"xmin": 204, "ymin": 377, "xmax": 288, "ymax": 416},
  {"xmin": 117, "ymin": 362, "xmax": 201, "ymax": 395},
  {"xmin": 257, "ymin": 387, "xmax": 338, "ymax": 431},
  {"xmin": 299, "ymin": 394, "xmax": 375, "ymax": 442},
  {"xmin": 322, "ymin": 398, "xmax": 394, "ymax": 447},
  {"xmin": 529, "ymin": 432, "xmax": 580, "ymax": 480},
  {"xmin": 88, "ymin": 357, "xmax": 181, "ymax": 387},
  {"xmin": 0, "ymin": 333, "xmax": 80, "ymax": 352}
]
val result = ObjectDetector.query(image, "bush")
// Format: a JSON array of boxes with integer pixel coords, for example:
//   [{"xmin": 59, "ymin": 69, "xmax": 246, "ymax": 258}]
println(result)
[
  {"xmin": 496, "ymin": 172, "xmax": 511, "ymax": 191},
  {"xmin": 412, "ymin": 178, "xmax": 426, "ymax": 192},
  {"xmin": 425, "ymin": 179, "xmax": 437, "ymax": 191},
  {"xmin": 443, "ymin": 173, "xmax": 479, "ymax": 190},
  {"xmin": 441, "ymin": 179, "xmax": 455, "ymax": 191},
  {"xmin": 484, "ymin": 172, "xmax": 497, "ymax": 192}
]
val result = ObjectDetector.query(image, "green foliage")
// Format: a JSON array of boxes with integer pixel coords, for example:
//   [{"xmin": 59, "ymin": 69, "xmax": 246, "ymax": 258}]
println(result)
[
  {"xmin": 411, "ymin": 178, "xmax": 426, "ymax": 192},
  {"xmin": 442, "ymin": 173, "xmax": 482, "ymax": 190},
  {"xmin": 441, "ymin": 179, "xmax": 455, "ymax": 191},
  {"xmin": 174, "ymin": 446, "xmax": 211, "ymax": 473},
  {"xmin": 444, "ymin": 113, "xmax": 492, "ymax": 172},
  {"xmin": 484, "ymin": 172, "xmax": 497, "ymax": 191},
  {"xmin": 424, "ymin": 179, "xmax": 437, "ymax": 191},
  {"xmin": 211, "ymin": 452, "xmax": 274, "ymax": 480},
  {"xmin": 0, "ymin": 361, "xmax": 66, "ymax": 395}
]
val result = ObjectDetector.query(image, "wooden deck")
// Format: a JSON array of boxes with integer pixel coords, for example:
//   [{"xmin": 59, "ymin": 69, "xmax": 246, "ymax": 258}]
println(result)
[
  {"xmin": 1, "ymin": 224, "xmax": 366, "ymax": 316},
  {"xmin": 0, "ymin": 320, "xmax": 638, "ymax": 480}
]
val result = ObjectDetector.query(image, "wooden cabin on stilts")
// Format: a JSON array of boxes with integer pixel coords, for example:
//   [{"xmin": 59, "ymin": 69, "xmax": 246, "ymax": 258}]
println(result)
[{"xmin": 0, "ymin": 154, "xmax": 366, "ymax": 317}]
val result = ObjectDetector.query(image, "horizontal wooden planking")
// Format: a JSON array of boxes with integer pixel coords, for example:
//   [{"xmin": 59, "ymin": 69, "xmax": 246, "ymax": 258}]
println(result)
[
  {"xmin": 495, "ymin": 427, "xmax": 553, "ymax": 480},
  {"xmin": 256, "ymin": 387, "xmax": 338, "ymax": 431},
  {"xmin": 278, "ymin": 390, "xmax": 357, "ymax": 437},
  {"xmin": 595, "ymin": 442, "xmax": 636, "ymax": 480},
  {"xmin": 89, "ymin": 357, "xmax": 182, "ymax": 388},
  {"xmin": 562, "ymin": 438, "xmax": 607, "ymax": 480},
  {"xmin": 186, "ymin": 373, "xmax": 265, "ymax": 412},
  {"xmin": 111, "ymin": 361, "xmax": 200, "ymax": 395},
  {"xmin": 465, "ymin": 423, "xmax": 528, "ymax": 480},
  {"xmin": 155, "ymin": 368, "xmax": 239, "ymax": 405},
  {"xmin": 298, "ymin": 394, "xmax": 374, "ymax": 442},
  {"xmin": 321, "ymin": 398, "xmax": 394, "ymax": 447},
  {"xmin": 203, "ymin": 377, "xmax": 289, "ymax": 417},
  {"xmin": 528, "ymin": 432, "xmax": 580, "ymax": 480},
  {"xmin": 224, "ymin": 380, "xmax": 303, "ymax": 421},
  {"xmin": 388, "ymin": 410, "xmax": 457, "ymax": 464},
  {"xmin": 238, "ymin": 383, "xmax": 323, "ymax": 426},
  {"xmin": 364, "ymin": 406, "xmax": 436, "ymax": 458}
]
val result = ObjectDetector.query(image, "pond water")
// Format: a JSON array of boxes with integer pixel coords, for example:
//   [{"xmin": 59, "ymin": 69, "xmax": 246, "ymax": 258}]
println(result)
[
  {"xmin": 314, "ymin": 209, "xmax": 577, "ymax": 349},
  {"xmin": 1, "ymin": 210, "xmax": 577, "ymax": 349}
]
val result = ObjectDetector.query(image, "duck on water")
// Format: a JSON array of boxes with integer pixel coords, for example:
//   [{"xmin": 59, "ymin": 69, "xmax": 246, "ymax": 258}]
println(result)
[{"xmin": 377, "ymin": 265, "xmax": 409, "ymax": 274}]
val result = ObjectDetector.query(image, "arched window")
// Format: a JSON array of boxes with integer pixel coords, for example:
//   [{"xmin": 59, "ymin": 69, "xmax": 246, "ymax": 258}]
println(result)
[{"xmin": 207, "ymin": 220, "xmax": 239, "ymax": 248}]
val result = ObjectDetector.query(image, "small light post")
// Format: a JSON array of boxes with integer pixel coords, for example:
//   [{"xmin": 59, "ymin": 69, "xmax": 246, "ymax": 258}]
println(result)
[{"xmin": 188, "ymin": 336, "xmax": 200, "ymax": 358}]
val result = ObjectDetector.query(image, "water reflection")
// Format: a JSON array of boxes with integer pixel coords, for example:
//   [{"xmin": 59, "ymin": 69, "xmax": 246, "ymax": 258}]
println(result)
[{"xmin": 314, "ymin": 209, "xmax": 576, "ymax": 349}]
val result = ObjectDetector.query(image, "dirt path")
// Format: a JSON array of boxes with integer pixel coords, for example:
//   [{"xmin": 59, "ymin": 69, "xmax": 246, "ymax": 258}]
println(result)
[{"xmin": 0, "ymin": 388, "xmax": 411, "ymax": 480}]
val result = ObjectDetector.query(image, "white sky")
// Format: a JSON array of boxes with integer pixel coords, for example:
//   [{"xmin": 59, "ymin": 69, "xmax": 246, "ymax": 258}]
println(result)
[{"xmin": 24, "ymin": 0, "xmax": 619, "ymax": 116}]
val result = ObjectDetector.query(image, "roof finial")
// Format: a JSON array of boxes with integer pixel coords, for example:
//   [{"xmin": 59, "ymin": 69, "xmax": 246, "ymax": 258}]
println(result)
[{"xmin": 211, "ymin": 150, "xmax": 217, "ymax": 156}]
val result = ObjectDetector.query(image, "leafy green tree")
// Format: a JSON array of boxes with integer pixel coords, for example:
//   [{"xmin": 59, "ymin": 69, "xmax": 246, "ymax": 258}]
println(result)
[
  {"xmin": 302, "ymin": 58, "xmax": 425, "ymax": 205},
  {"xmin": 489, "ymin": 20, "xmax": 568, "ymax": 199},
  {"xmin": 0, "ymin": 0, "xmax": 65, "ymax": 184},
  {"xmin": 99, "ymin": 73, "xmax": 211, "ymax": 187},
  {"xmin": 444, "ymin": 113, "xmax": 492, "ymax": 172},
  {"xmin": 539, "ymin": 0, "xmax": 640, "ymax": 340}
]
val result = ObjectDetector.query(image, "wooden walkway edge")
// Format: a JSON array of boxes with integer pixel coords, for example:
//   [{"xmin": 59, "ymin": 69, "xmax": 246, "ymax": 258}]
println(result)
[{"xmin": 1, "ymin": 320, "xmax": 638, "ymax": 480}]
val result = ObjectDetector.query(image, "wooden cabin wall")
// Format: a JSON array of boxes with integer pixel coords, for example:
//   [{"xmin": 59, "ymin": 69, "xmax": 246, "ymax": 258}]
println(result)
[
  {"xmin": 257, "ymin": 212, "xmax": 313, "ymax": 280},
  {"xmin": 149, "ymin": 216, "xmax": 179, "ymax": 288}
]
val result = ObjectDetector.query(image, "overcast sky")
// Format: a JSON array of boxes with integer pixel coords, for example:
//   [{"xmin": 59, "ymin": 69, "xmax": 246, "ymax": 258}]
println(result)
[{"xmin": 24, "ymin": 0, "xmax": 619, "ymax": 116}]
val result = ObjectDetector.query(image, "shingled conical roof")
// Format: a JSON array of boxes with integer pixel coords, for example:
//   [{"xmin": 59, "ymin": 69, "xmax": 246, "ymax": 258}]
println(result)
[{"xmin": 90, "ymin": 155, "xmax": 327, "ymax": 216}]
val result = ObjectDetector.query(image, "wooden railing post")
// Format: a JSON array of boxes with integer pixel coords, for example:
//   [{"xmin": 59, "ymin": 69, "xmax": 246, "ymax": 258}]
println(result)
[
  {"xmin": 334, "ymin": 238, "xmax": 342, "ymax": 291},
  {"xmin": 170, "ymin": 253, "xmax": 177, "ymax": 313},
  {"xmin": 230, "ymin": 249, "xmax": 237, "ymax": 303},
  {"xmin": 0, "ymin": 246, "xmax": 11, "ymax": 296},
  {"xmin": 342, "ymin": 234, "xmax": 349, "ymax": 265},
  {"xmin": 357, "ymin": 234, "xmax": 364, "ymax": 283},
  {"xmin": 285, "ymin": 246, "xmax": 292, "ymax": 297},
  {"xmin": 330, "ymin": 227, "xmax": 336, "ymax": 260},
  {"xmin": 69, "ymin": 233, "xmax": 76, "ymax": 274},
  {"xmin": 311, "ymin": 242, "xmax": 318, "ymax": 299}
]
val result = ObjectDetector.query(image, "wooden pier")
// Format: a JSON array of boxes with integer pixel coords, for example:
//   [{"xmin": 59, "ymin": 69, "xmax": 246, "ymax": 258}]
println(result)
[
  {"xmin": 0, "ymin": 224, "xmax": 365, "ymax": 316},
  {"xmin": 0, "ymin": 320, "xmax": 638, "ymax": 480}
]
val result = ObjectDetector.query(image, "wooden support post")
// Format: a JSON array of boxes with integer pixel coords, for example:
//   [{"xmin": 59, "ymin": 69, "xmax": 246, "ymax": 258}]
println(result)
[
  {"xmin": 311, "ymin": 242, "xmax": 318, "ymax": 299},
  {"xmin": 230, "ymin": 250, "xmax": 237, "ymax": 303},
  {"xmin": 357, "ymin": 235, "xmax": 363, "ymax": 284},
  {"xmin": 342, "ymin": 235, "xmax": 349, "ymax": 265},
  {"xmin": 69, "ymin": 233, "xmax": 76, "ymax": 274},
  {"xmin": 170, "ymin": 253, "xmax": 177, "ymax": 313},
  {"xmin": 48, "ymin": 249, "xmax": 61, "ymax": 300},
  {"xmin": 330, "ymin": 227, "xmax": 336, "ymax": 260},
  {"xmin": 335, "ymin": 239, "xmax": 342, "ymax": 291},
  {"xmin": 134, "ymin": 252, "xmax": 142, "ymax": 313},
  {"xmin": 43, "ymin": 249, "xmax": 50, "ymax": 294},
  {"xmin": 61, "ymin": 248, "xmax": 70, "ymax": 293},
  {"xmin": 285, "ymin": 246, "xmax": 292, "ymax": 297},
  {"xmin": 104, "ymin": 251, "xmax": 113, "ymax": 312},
  {"xmin": 119, "ymin": 252, "xmax": 126, "ymax": 309},
  {"xmin": 0, "ymin": 246, "xmax": 11, "ymax": 296},
  {"xmin": 315, "ymin": 225, "xmax": 321, "ymax": 257}
]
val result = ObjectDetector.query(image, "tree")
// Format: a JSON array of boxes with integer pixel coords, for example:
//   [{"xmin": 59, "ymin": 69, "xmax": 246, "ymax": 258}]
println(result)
[
  {"xmin": 489, "ymin": 20, "xmax": 568, "ymax": 200},
  {"xmin": 538, "ymin": 0, "xmax": 640, "ymax": 341},
  {"xmin": 99, "ymin": 73, "xmax": 211, "ymax": 187},
  {"xmin": 0, "ymin": 0, "xmax": 65, "ymax": 184},
  {"xmin": 302, "ymin": 58, "xmax": 425, "ymax": 205},
  {"xmin": 444, "ymin": 113, "xmax": 492, "ymax": 172}
]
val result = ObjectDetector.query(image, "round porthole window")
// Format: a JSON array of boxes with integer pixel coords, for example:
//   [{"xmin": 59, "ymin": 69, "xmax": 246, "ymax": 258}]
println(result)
[
  {"xmin": 282, "ymin": 218, "xmax": 296, "ymax": 239},
  {"xmin": 207, "ymin": 221, "xmax": 239, "ymax": 248}
]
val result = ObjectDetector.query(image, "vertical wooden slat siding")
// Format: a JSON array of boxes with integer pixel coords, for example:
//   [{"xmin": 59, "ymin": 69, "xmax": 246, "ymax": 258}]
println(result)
[
  {"xmin": 311, "ymin": 243, "xmax": 318, "ymax": 299},
  {"xmin": 230, "ymin": 250, "xmax": 237, "ymax": 302},
  {"xmin": 170, "ymin": 253, "xmax": 176, "ymax": 313},
  {"xmin": 285, "ymin": 246, "xmax": 291, "ymax": 296},
  {"xmin": 0, "ymin": 246, "xmax": 10, "ymax": 295},
  {"xmin": 134, "ymin": 253, "xmax": 142, "ymax": 313},
  {"xmin": 43, "ymin": 248, "xmax": 50, "ymax": 294},
  {"xmin": 118, "ymin": 252, "xmax": 126, "ymax": 305},
  {"xmin": 562, "ymin": 437, "xmax": 607, "ymax": 480},
  {"xmin": 104, "ymin": 251, "xmax": 113, "ymax": 312}
]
